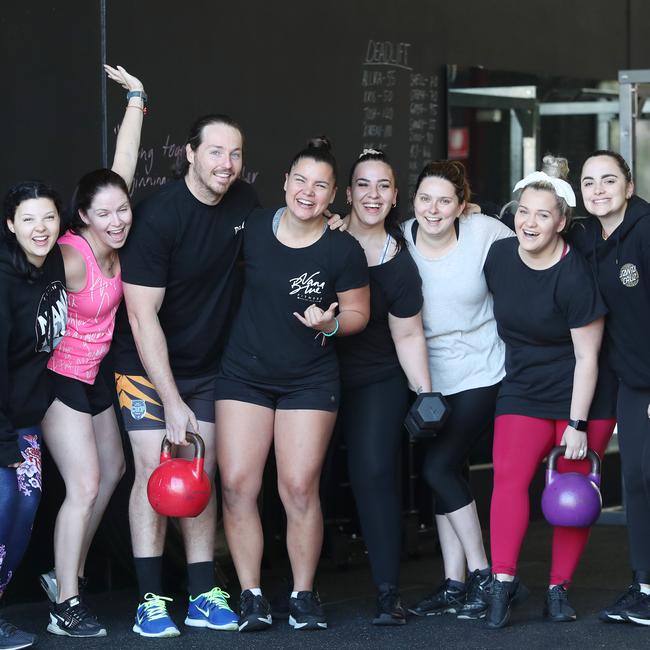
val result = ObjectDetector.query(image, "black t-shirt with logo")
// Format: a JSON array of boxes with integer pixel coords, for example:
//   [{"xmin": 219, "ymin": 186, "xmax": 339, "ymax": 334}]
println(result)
[
  {"xmin": 337, "ymin": 245, "xmax": 423, "ymax": 388},
  {"xmin": 114, "ymin": 179, "xmax": 259, "ymax": 377},
  {"xmin": 0, "ymin": 243, "xmax": 67, "ymax": 465},
  {"xmin": 220, "ymin": 207, "xmax": 369, "ymax": 385},
  {"xmin": 484, "ymin": 237, "xmax": 607, "ymax": 419}
]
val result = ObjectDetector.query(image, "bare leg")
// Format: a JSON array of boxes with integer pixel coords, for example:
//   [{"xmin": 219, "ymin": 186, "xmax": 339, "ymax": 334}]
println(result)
[
  {"xmin": 42, "ymin": 401, "xmax": 100, "ymax": 602},
  {"xmin": 216, "ymin": 401, "xmax": 274, "ymax": 590},
  {"xmin": 78, "ymin": 407, "xmax": 126, "ymax": 575},
  {"xmin": 444, "ymin": 501, "xmax": 489, "ymax": 573},
  {"xmin": 435, "ymin": 514, "xmax": 466, "ymax": 583},
  {"xmin": 128, "ymin": 428, "xmax": 169, "ymax": 558},
  {"xmin": 274, "ymin": 409, "xmax": 336, "ymax": 592}
]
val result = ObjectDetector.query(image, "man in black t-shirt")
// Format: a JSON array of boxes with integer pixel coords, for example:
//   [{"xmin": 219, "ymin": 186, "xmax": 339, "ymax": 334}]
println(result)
[{"xmin": 113, "ymin": 114, "xmax": 258, "ymax": 638}]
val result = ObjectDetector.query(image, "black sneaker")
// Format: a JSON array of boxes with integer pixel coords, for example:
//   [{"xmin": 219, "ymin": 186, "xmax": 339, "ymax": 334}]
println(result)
[
  {"xmin": 544, "ymin": 584, "xmax": 576, "ymax": 622},
  {"xmin": 621, "ymin": 592, "xmax": 650, "ymax": 626},
  {"xmin": 373, "ymin": 584, "xmax": 406, "ymax": 626},
  {"xmin": 47, "ymin": 596, "xmax": 106, "ymax": 637},
  {"xmin": 598, "ymin": 584, "xmax": 643, "ymax": 622},
  {"xmin": 288, "ymin": 591, "xmax": 327, "ymax": 630},
  {"xmin": 408, "ymin": 579, "xmax": 466, "ymax": 616},
  {"xmin": 238, "ymin": 590, "xmax": 272, "ymax": 632},
  {"xmin": 40, "ymin": 570, "xmax": 89, "ymax": 603},
  {"xmin": 457, "ymin": 569, "xmax": 491, "ymax": 620},
  {"xmin": 0, "ymin": 618, "xmax": 36, "ymax": 650},
  {"xmin": 485, "ymin": 578, "xmax": 517, "ymax": 629}
]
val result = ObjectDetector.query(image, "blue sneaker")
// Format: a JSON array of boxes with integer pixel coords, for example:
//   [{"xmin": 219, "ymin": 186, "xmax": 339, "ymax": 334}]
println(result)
[
  {"xmin": 133, "ymin": 593, "xmax": 180, "ymax": 638},
  {"xmin": 185, "ymin": 587, "xmax": 238, "ymax": 630}
]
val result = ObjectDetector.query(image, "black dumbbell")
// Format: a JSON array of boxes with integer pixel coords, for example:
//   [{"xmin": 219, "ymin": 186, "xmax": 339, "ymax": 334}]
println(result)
[{"xmin": 404, "ymin": 392, "xmax": 450, "ymax": 440}]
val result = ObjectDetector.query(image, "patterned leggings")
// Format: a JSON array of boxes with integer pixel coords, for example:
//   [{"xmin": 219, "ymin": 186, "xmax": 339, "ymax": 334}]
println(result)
[{"xmin": 0, "ymin": 427, "xmax": 42, "ymax": 598}]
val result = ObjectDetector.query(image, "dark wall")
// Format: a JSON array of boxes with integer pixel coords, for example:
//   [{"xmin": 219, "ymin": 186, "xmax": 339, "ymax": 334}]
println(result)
[{"xmin": 2, "ymin": 0, "xmax": 645, "ymax": 207}]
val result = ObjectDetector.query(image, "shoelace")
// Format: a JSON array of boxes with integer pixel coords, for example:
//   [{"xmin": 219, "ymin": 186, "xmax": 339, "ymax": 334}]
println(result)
[
  {"xmin": 486, "ymin": 580, "xmax": 510, "ymax": 598},
  {"xmin": 466, "ymin": 573, "xmax": 490, "ymax": 602},
  {"xmin": 57, "ymin": 601, "xmax": 92, "ymax": 628},
  {"xmin": 548, "ymin": 585, "xmax": 568, "ymax": 602},
  {"xmin": 141, "ymin": 593, "xmax": 174, "ymax": 621},
  {"xmin": 614, "ymin": 585, "xmax": 640, "ymax": 607},
  {"xmin": 201, "ymin": 587, "xmax": 231, "ymax": 609}
]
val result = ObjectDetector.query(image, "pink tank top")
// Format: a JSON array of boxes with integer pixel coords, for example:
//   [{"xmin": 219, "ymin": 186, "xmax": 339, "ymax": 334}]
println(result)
[{"xmin": 48, "ymin": 231, "xmax": 123, "ymax": 383}]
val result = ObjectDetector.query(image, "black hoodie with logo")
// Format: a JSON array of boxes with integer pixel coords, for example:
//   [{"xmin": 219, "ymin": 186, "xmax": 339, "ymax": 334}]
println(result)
[
  {"xmin": 0, "ymin": 242, "xmax": 67, "ymax": 466},
  {"xmin": 569, "ymin": 195, "xmax": 650, "ymax": 389}
]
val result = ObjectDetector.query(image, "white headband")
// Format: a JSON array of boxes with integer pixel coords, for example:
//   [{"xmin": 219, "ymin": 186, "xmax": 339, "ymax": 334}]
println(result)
[{"xmin": 513, "ymin": 171, "xmax": 576, "ymax": 207}]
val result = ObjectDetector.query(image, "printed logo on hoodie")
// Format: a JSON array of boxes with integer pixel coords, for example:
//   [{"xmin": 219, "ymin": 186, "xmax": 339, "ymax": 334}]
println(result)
[{"xmin": 619, "ymin": 263, "xmax": 640, "ymax": 288}]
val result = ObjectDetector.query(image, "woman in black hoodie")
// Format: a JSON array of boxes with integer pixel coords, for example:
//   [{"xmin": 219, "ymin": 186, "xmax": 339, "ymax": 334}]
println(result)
[
  {"xmin": 573, "ymin": 150, "xmax": 650, "ymax": 626},
  {"xmin": 0, "ymin": 182, "xmax": 67, "ymax": 649}
]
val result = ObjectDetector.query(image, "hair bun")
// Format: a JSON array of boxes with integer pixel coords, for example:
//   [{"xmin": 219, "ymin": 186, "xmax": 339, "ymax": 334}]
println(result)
[
  {"xmin": 542, "ymin": 154, "xmax": 569, "ymax": 180},
  {"xmin": 307, "ymin": 135, "xmax": 332, "ymax": 152}
]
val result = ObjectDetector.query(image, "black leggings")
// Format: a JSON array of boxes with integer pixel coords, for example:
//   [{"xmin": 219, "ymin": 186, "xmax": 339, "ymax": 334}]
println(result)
[
  {"xmin": 422, "ymin": 384, "xmax": 499, "ymax": 515},
  {"xmin": 617, "ymin": 381, "xmax": 650, "ymax": 583},
  {"xmin": 340, "ymin": 373, "xmax": 410, "ymax": 588}
]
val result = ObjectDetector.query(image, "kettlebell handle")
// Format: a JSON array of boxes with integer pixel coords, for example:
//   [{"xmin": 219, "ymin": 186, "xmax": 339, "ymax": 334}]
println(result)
[
  {"xmin": 546, "ymin": 445, "xmax": 601, "ymax": 483},
  {"xmin": 160, "ymin": 431, "xmax": 205, "ymax": 461}
]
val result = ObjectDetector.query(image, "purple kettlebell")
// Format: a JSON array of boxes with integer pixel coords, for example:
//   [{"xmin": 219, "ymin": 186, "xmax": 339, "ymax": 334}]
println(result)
[{"xmin": 541, "ymin": 446, "xmax": 602, "ymax": 528}]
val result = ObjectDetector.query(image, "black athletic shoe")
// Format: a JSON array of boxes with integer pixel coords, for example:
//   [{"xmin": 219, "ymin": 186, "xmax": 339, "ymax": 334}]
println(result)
[
  {"xmin": 373, "ymin": 584, "xmax": 406, "ymax": 626},
  {"xmin": 621, "ymin": 592, "xmax": 650, "ymax": 626},
  {"xmin": 598, "ymin": 584, "xmax": 643, "ymax": 622},
  {"xmin": 238, "ymin": 590, "xmax": 272, "ymax": 632},
  {"xmin": 40, "ymin": 569, "xmax": 89, "ymax": 603},
  {"xmin": 288, "ymin": 591, "xmax": 327, "ymax": 630},
  {"xmin": 457, "ymin": 569, "xmax": 492, "ymax": 620},
  {"xmin": 543, "ymin": 584, "xmax": 576, "ymax": 622},
  {"xmin": 485, "ymin": 578, "xmax": 518, "ymax": 629},
  {"xmin": 0, "ymin": 618, "xmax": 36, "ymax": 650},
  {"xmin": 47, "ymin": 596, "xmax": 106, "ymax": 637},
  {"xmin": 408, "ymin": 579, "xmax": 466, "ymax": 616}
]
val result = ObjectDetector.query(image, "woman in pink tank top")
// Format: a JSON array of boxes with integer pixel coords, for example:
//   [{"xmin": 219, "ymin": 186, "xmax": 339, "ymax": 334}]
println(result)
[{"xmin": 39, "ymin": 65, "xmax": 146, "ymax": 637}]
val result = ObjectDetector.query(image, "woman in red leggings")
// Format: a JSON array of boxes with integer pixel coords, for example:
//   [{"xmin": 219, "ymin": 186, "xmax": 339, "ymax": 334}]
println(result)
[{"xmin": 483, "ymin": 169, "xmax": 615, "ymax": 628}]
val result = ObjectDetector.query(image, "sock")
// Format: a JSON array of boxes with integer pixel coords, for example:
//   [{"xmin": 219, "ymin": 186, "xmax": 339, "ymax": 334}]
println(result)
[
  {"xmin": 187, "ymin": 561, "xmax": 215, "ymax": 597},
  {"xmin": 640, "ymin": 584, "xmax": 650, "ymax": 595},
  {"xmin": 247, "ymin": 587, "xmax": 262, "ymax": 596},
  {"xmin": 291, "ymin": 591, "xmax": 299, "ymax": 597},
  {"xmin": 133, "ymin": 556, "xmax": 163, "ymax": 601}
]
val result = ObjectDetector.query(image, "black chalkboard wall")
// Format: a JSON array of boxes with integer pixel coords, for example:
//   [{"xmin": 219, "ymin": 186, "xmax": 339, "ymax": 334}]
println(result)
[{"xmin": 1, "ymin": 1, "xmax": 445, "ymax": 210}]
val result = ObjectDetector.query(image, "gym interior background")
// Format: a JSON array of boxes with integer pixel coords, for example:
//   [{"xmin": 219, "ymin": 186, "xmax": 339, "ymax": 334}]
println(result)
[{"xmin": 2, "ymin": 0, "xmax": 649, "ymax": 601}]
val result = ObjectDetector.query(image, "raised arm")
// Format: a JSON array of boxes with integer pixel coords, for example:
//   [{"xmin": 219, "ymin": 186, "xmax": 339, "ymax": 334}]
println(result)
[
  {"xmin": 389, "ymin": 311, "xmax": 432, "ymax": 394},
  {"xmin": 122, "ymin": 282, "xmax": 198, "ymax": 445},
  {"xmin": 105, "ymin": 64, "xmax": 145, "ymax": 189}
]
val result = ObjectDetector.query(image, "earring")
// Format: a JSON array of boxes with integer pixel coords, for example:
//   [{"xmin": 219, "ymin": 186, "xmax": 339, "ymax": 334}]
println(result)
[
  {"xmin": 346, "ymin": 198, "xmax": 352, "ymax": 205},
  {"xmin": 392, "ymin": 202, "xmax": 397, "ymax": 208}
]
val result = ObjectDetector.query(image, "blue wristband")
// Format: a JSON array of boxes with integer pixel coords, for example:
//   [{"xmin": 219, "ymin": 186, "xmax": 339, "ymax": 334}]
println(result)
[{"xmin": 322, "ymin": 318, "xmax": 339, "ymax": 337}]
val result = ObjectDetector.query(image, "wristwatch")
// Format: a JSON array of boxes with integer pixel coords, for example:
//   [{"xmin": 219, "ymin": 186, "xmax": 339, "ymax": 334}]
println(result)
[{"xmin": 568, "ymin": 419, "xmax": 588, "ymax": 432}]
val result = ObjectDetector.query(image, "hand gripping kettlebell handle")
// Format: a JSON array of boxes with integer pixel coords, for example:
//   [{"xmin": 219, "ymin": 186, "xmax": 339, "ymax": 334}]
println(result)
[
  {"xmin": 546, "ymin": 446, "xmax": 601, "ymax": 486},
  {"xmin": 160, "ymin": 431, "xmax": 206, "ymax": 462}
]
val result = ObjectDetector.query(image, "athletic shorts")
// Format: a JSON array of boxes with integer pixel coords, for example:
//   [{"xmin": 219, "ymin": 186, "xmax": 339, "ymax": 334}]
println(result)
[
  {"xmin": 214, "ymin": 374, "xmax": 339, "ymax": 412},
  {"xmin": 115, "ymin": 372, "xmax": 216, "ymax": 431},
  {"xmin": 50, "ymin": 371, "xmax": 114, "ymax": 416}
]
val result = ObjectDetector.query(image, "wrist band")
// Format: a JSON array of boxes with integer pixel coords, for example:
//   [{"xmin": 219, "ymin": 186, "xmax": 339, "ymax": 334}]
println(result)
[
  {"xmin": 126, "ymin": 90, "xmax": 147, "ymax": 102},
  {"xmin": 568, "ymin": 418, "xmax": 588, "ymax": 432},
  {"xmin": 322, "ymin": 318, "xmax": 339, "ymax": 337},
  {"xmin": 127, "ymin": 90, "xmax": 148, "ymax": 115}
]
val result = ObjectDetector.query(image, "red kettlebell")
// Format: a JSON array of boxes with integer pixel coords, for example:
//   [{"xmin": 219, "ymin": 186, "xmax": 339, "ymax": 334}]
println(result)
[
  {"xmin": 147, "ymin": 431, "xmax": 211, "ymax": 518},
  {"xmin": 541, "ymin": 446, "xmax": 602, "ymax": 528}
]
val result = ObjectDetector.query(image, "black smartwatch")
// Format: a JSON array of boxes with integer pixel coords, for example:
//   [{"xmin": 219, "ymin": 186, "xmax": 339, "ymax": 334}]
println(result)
[{"xmin": 568, "ymin": 419, "xmax": 588, "ymax": 432}]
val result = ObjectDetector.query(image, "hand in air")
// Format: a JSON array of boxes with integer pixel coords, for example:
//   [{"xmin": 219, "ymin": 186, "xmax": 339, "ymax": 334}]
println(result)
[
  {"xmin": 294, "ymin": 302, "xmax": 338, "ymax": 332},
  {"xmin": 104, "ymin": 64, "xmax": 144, "ymax": 92}
]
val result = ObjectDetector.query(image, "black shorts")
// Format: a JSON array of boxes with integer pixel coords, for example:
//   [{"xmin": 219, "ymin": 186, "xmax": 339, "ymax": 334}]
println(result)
[
  {"xmin": 50, "ymin": 371, "xmax": 114, "ymax": 416},
  {"xmin": 214, "ymin": 374, "xmax": 339, "ymax": 412},
  {"xmin": 115, "ymin": 372, "xmax": 216, "ymax": 431}
]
